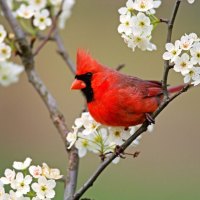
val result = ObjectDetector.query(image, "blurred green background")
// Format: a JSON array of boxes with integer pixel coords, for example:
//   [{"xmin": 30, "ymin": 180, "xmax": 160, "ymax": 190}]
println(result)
[{"xmin": 0, "ymin": 0, "xmax": 200, "ymax": 199}]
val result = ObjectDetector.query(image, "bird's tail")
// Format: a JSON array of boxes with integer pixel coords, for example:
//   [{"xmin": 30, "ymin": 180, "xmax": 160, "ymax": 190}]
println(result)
[{"xmin": 167, "ymin": 84, "xmax": 189, "ymax": 94}]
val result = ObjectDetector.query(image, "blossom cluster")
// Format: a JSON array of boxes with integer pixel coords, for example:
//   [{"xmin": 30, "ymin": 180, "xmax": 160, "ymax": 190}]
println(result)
[
  {"xmin": 67, "ymin": 112, "xmax": 154, "ymax": 163},
  {"xmin": 163, "ymin": 33, "xmax": 200, "ymax": 86},
  {"xmin": 5, "ymin": 0, "xmax": 75, "ymax": 30},
  {"xmin": 118, "ymin": 0, "xmax": 162, "ymax": 51},
  {"xmin": 0, "ymin": 158, "xmax": 62, "ymax": 200},
  {"xmin": 0, "ymin": 24, "xmax": 24, "ymax": 87}
]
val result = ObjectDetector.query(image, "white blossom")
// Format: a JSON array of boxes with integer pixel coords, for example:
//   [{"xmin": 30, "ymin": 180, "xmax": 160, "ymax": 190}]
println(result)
[
  {"xmin": 75, "ymin": 137, "xmax": 92, "ymax": 157},
  {"xmin": 29, "ymin": 166, "xmax": 42, "ymax": 179},
  {"xmin": 4, "ymin": 190, "xmax": 24, "ymax": 200},
  {"xmin": 13, "ymin": 158, "xmax": 32, "ymax": 170},
  {"xmin": 0, "ymin": 61, "xmax": 24, "ymax": 87},
  {"xmin": 132, "ymin": 0, "xmax": 154, "ymax": 12},
  {"xmin": 41, "ymin": 163, "xmax": 63, "ymax": 180},
  {"xmin": 118, "ymin": 13, "xmax": 133, "ymax": 36},
  {"xmin": 75, "ymin": 112, "xmax": 100, "ymax": 136},
  {"xmin": 29, "ymin": 0, "xmax": 47, "ymax": 11},
  {"xmin": 180, "ymin": 34, "xmax": 194, "ymax": 50},
  {"xmin": 174, "ymin": 53, "xmax": 193, "ymax": 75},
  {"xmin": 163, "ymin": 40, "xmax": 182, "ymax": 62},
  {"xmin": 17, "ymin": 4, "xmax": 35, "ymax": 19},
  {"xmin": 0, "ymin": 43, "xmax": 11, "ymax": 61},
  {"xmin": 132, "ymin": 12, "xmax": 153, "ymax": 36},
  {"xmin": 183, "ymin": 67, "xmax": 200, "ymax": 83},
  {"xmin": 11, "ymin": 173, "xmax": 32, "ymax": 197},
  {"xmin": 187, "ymin": 0, "xmax": 195, "ymax": 4},
  {"xmin": 32, "ymin": 176, "xmax": 56, "ymax": 199},
  {"xmin": 0, "ymin": 25, "xmax": 7, "ymax": 43},
  {"xmin": 58, "ymin": 0, "xmax": 75, "ymax": 29},
  {"xmin": 66, "ymin": 126, "xmax": 78, "ymax": 149},
  {"xmin": 0, "ymin": 181, "xmax": 5, "ymax": 200},
  {"xmin": 108, "ymin": 127, "xmax": 130, "ymax": 145},
  {"xmin": 50, "ymin": 0, "xmax": 62, "ymax": 6},
  {"xmin": 190, "ymin": 42, "xmax": 200, "ymax": 65},
  {"xmin": 118, "ymin": 0, "xmax": 134, "ymax": 15},
  {"xmin": 191, "ymin": 77, "xmax": 200, "ymax": 86},
  {"xmin": 33, "ymin": 9, "xmax": 52, "ymax": 30},
  {"xmin": 0, "ymin": 169, "xmax": 15, "ymax": 185},
  {"xmin": 131, "ymin": 34, "xmax": 154, "ymax": 51}
]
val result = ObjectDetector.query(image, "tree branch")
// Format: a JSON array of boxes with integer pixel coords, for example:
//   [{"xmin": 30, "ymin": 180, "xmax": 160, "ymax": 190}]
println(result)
[
  {"xmin": 54, "ymin": 29, "xmax": 76, "ymax": 74},
  {"xmin": 33, "ymin": 0, "xmax": 64, "ymax": 56},
  {"xmin": 162, "ymin": 0, "xmax": 181, "ymax": 98},
  {"xmin": 0, "ymin": 1, "xmax": 79, "ymax": 200},
  {"xmin": 0, "ymin": 0, "xmax": 69, "ymax": 144}
]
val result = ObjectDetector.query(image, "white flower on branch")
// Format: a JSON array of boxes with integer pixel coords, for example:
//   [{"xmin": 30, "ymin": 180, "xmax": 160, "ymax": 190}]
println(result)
[
  {"xmin": 29, "ymin": 165, "xmax": 42, "ymax": 179},
  {"xmin": 17, "ymin": 4, "xmax": 35, "ymax": 19},
  {"xmin": 0, "ymin": 43, "xmax": 11, "ymax": 61},
  {"xmin": 11, "ymin": 173, "xmax": 32, "ymax": 197},
  {"xmin": 58, "ymin": 0, "xmax": 75, "ymax": 29},
  {"xmin": 67, "ymin": 112, "xmax": 154, "ymax": 162},
  {"xmin": 174, "ymin": 53, "xmax": 193, "ymax": 75},
  {"xmin": 163, "ymin": 40, "xmax": 182, "ymax": 62},
  {"xmin": 0, "ymin": 61, "xmax": 24, "ymax": 87},
  {"xmin": 183, "ymin": 67, "xmax": 200, "ymax": 84},
  {"xmin": 33, "ymin": 9, "xmax": 52, "ymax": 31},
  {"xmin": 29, "ymin": 0, "xmax": 47, "ymax": 11},
  {"xmin": 41, "ymin": 163, "xmax": 63, "ymax": 180},
  {"xmin": 133, "ymin": 0, "xmax": 161, "ymax": 13},
  {"xmin": 31, "ymin": 176, "xmax": 56, "ymax": 199},
  {"xmin": 190, "ymin": 42, "xmax": 200, "ymax": 65},
  {"xmin": 187, "ymin": 0, "xmax": 195, "ymax": 4},
  {"xmin": 118, "ymin": 0, "xmax": 134, "ymax": 15},
  {"xmin": 180, "ymin": 34, "xmax": 195, "ymax": 51},
  {"xmin": 0, "ymin": 181, "xmax": 5, "ymax": 200},
  {"xmin": 66, "ymin": 126, "xmax": 78, "ymax": 149},
  {"xmin": 75, "ymin": 137, "xmax": 92, "ymax": 158},
  {"xmin": 132, "ymin": 12, "xmax": 153, "ymax": 36},
  {"xmin": 108, "ymin": 127, "xmax": 130, "ymax": 145},
  {"xmin": 50, "ymin": 0, "xmax": 62, "ymax": 6},
  {"xmin": 0, "ymin": 169, "xmax": 15, "ymax": 185},
  {"xmin": 163, "ymin": 32, "xmax": 200, "ymax": 86},
  {"xmin": 118, "ymin": 13, "xmax": 133, "ymax": 36},
  {"xmin": 118, "ymin": 1, "xmax": 158, "ymax": 52},
  {"xmin": 13, "ymin": 158, "xmax": 32, "ymax": 171},
  {"xmin": 0, "ymin": 25, "xmax": 7, "ymax": 43}
]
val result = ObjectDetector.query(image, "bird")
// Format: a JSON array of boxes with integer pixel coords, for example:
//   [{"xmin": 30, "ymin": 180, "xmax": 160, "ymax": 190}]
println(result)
[{"xmin": 71, "ymin": 49, "xmax": 184, "ymax": 128}]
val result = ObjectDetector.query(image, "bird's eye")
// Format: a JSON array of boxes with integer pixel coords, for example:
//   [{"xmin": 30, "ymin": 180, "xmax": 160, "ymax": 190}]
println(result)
[{"xmin": 86, "ymin": 72, "xmax": 92, "ymax": 76}]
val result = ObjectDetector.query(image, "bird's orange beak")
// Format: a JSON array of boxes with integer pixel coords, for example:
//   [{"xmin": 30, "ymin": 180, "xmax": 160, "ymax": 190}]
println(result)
[{"xmin": 71, "ymin": 79, "xmax": 86, "ymax": 90}]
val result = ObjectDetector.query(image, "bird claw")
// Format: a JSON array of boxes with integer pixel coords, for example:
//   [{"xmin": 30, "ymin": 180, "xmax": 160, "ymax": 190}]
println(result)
[
  {"xmin": 114, "ymin": 145, "xmax": 125, "ymax": 158},
  {"xmin": 145, "ymin": 113, "xmax": 155, "ymax": 124}
]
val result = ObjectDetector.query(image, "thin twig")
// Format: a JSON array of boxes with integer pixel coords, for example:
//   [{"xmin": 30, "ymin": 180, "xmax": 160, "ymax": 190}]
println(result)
[
  {"xmin": 159, "ymin": 18, "xmax": 169, "ymax": 24},
  {"xmin": 54, "ymin": 29, "xmax": 76, "ymax": 74},
  {"xmin": 33, "ymin": 0, "xmax": 64, "ymax": 56},
  {"xmin": 162, "ymin": 0, "xmax": 181, "ymax": 99}
]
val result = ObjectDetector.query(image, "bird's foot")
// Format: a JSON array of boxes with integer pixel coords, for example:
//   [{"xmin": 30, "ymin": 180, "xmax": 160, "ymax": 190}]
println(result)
[
  {"xmin": 124, "ymin": 127, "xmax": 129, "ymax": 131},
  {"xmin": 114, "ymin": 145, "xmax": 125, "ymax": 158},
  {"xmin": 145, "ymin": 113, "xmax": 155, "ymax": 124}
]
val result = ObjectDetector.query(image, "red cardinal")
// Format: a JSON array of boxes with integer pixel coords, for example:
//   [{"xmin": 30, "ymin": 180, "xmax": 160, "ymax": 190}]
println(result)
[{"xmin": 71, "ymin": 50, "xmax": 184, "ymax": 127}]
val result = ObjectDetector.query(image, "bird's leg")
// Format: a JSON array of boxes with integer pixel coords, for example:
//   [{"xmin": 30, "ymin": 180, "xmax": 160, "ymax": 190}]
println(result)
[
  {"xmin": 145, "ymin": 113, "xmax": 155, "ymax": 124},
  {"xmin": 124, "ymin": 127, "xmax": 129, "ymax": 131},
  {"xmin": 114, "ymin": 145, "xmax": 125, "ymax": 158}
]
